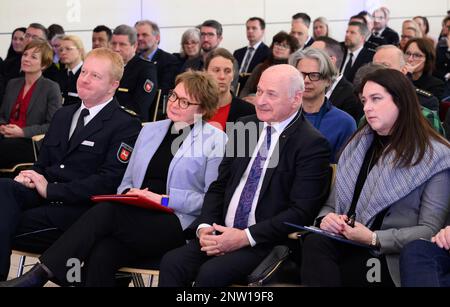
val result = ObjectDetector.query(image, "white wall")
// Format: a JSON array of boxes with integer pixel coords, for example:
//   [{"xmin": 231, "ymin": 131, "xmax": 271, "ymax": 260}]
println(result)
[{"xmin": 1, "ymin": 0, "xmax": 448, "ymax": 58}]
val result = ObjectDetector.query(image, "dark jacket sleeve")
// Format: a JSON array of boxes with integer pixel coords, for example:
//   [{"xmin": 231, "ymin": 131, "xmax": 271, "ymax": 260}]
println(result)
[
  {"xmin": 248, "ymin": 136, "xmax": 331, "ymax": 244},
  {"xmin": 37, "ymin": 114, "xmax": 141, "ymax": 204}
]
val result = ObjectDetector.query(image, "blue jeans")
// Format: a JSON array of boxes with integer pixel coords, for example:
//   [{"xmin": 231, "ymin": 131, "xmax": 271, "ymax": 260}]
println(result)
[{"xmin": 400, "ymin": 240, "xmax": 450, "ymax": 287}]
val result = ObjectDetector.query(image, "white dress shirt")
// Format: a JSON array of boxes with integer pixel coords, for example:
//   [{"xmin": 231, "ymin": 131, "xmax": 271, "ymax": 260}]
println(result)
[
  {"xmin": 69, "ymin": 98, "xmax": 112, "ymax": 139},
  {"xmin": 197, "ymin": 111, "xmax": 300, "ymax": 246}
]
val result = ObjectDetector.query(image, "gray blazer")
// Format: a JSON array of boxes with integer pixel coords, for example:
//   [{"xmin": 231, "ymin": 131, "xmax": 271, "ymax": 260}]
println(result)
[
  {"xmin": 0, "ymin": 76, "xmax": 62, "ymax": 137},
  {"xmin": 317, "ymin": 131, "xmax": 450, "ymax": 286},
  {"xmin": 117, "ymin": 119, "xmax": 228, "ymax": 230}
]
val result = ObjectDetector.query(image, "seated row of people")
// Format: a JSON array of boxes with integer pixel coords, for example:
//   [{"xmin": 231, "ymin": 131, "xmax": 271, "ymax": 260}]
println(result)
[{"xmin": 0, "ymin": 54, "xmax": 449, "ymax": 287}]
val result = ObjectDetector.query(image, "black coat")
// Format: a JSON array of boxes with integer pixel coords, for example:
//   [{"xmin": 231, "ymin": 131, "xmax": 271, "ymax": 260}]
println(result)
[
  {"xmin": 115, "ymin": 55, "xmax": 158, "ymax": 122},
  {"xmin": 329, "ymin": 77, "xmax": 363, "ymax": 122},
  {"xmin": 33, "ymin": 98, "xmax": 142, "ymax": 206},
  {"xmin": 58, "ymin": 66, "xmax": 82, "ymax": 106},
  {"xmin": 233, "ymin": 43, "xmax": 271, "ymax": 74},
  {"xmin": 150, "ymin": 48, "xmax": 179, "ymax": 94},
  {"xmin": 342, "ymin": 48, "xmax": 375, "ymax": 83},
  {"xmin": 192, "ymin": 112, "xmax": 331, "ymax": 244}
]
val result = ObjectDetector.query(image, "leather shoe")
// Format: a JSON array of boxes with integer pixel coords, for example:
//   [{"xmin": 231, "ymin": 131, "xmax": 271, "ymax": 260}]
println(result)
[{"xmin": 0, "ymin": 264, "xmax": 50, "ymax": 287}]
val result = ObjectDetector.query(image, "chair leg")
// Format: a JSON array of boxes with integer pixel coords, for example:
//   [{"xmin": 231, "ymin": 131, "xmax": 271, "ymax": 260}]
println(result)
[
  {"xmin": 131, "ymin": 273, "xmax": 145, "ymax": 287},
  {"xmin": 148, "ymin": 274, "xmax": 154, "ymax": 287},
  {"xmin": 17, "ymin": 255, "xmax": 26, "ymax": 277}
]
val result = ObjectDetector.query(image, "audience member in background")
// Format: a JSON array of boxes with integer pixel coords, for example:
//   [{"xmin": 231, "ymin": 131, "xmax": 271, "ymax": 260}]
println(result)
[
  {"xmin": 290, "ymin": 48, "xmax": 356, "ymax": 163},
  {"xmin": 47, "ymin": 24, "xmax": 64, "ymax": 43},
  {"xmin": 313, "ymin": 17, "xmax": 329, "ymax": 39},
  {"xmin": 311, "ymin": 37, "xmax": 363, "ymax": 122},
  {"xmin": 301, "ymin": 69, "xmax": 450, "ymax": 287},
  {"xmin": 353, "ymin": 11, "xmax": 386, "ymax": 51},
  {"xmin": 173, "ymin": 28, "xmax": 201, "ymax": 72},
  {"xmin": 0, "ymin": 48, "xmax": 141, "ymax": 282},
  {"xmin": 205, "ymin": 48, "xmax": 255, "ymax": 131},
  {"xmin": 50, "ymin": 34, "xmax": 64, "ymax": 66},
  {"xmin": 5, "ymin": 27, "xmax": 26, "ymax": 61},
  {"xmin": 413, "ymin": 16, "xmax": 436, "ymax": 44},
  {"xmin": 341, "ymin": 21, "xmax": 374, "ymax": 83},
  {"xmin": 400, "ymin": 20, "xmax": 422, "ymax": 51},
  {"xmin": 58, "ymin": 35, "xmax": 85, "ymax": 106},
  {"xmin": 111, "ymin": 24, "xmax": 157, "ymax": 122},
  {"xmin": 233, "ymin": 17, "xmax": 270, "ymax": 90},
  {"xmin": 239, "ymin": 31, "xmax": 299, "ymax": 101},
  {"xmin": 0, "ymin": 71, "xmax": 227, "ymax": 287},
  {"xmin": 0, "ymin": 39, "xmax": 62, "ymax": 169},
  {"xmin": 435, "ymin": 16, "xmax": 450, "ymax": 92},
  {"xmin": 404, "ymin": 38, "xmax": 445, "ymax": 100},
  {"xmin": 135, "ymin": 20, "xmax": 179, "ymax": 96},
  {"xmin": 372, "ymin": 7, "xmax": 399, "ymax": 46},
  {"xmin": 1, "ymin": 23, "xmax": 48, "ymax": 98},
  {"xmin": 92, "ymin": 25, "xmax": 112, "ymax": 49},
  {"xmin": 291, "ymin": 12, "xmax": 314, "ymax": 50}
]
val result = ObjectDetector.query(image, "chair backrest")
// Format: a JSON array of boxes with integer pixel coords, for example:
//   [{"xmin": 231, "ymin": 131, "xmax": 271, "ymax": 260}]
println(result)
[{"xmin": 152, "ymin": 89, "xmax": 162, "ymax": 122}]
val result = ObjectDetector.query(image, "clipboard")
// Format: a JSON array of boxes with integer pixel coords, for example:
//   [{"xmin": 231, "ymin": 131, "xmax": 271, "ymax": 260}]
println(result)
[
  {"xmin": 284, "ymin": 222, "xmax": 374, "ymax": 249},
  {"xmin": 91, "ymin": 194, "xmax": 174, "ymax": 214}
]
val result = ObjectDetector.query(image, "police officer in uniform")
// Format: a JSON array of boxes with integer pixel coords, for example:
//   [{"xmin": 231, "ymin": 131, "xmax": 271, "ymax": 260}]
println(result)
[
  {"xmin": 111, "ymin": 25, "xmax": 157, "ymax": 122},
  {"xmin": 0, "ymin": 48, "xmax": 141, "ymax": 281}
]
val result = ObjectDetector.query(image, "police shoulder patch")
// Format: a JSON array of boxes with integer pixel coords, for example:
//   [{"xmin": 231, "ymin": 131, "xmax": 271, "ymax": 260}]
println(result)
[
  {"xmin": 117, "ymin": 142, "xmax": 133, "ymax": 163},
  {"xmin": 144, "ymin": 79, "xmax": 154, "ymax": 93}
]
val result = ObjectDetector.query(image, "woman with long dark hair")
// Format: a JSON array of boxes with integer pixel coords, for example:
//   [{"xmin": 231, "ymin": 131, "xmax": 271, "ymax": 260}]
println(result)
[{"xmin": 301, "ymin": 69, "xmax": 450, "ymax": 287}]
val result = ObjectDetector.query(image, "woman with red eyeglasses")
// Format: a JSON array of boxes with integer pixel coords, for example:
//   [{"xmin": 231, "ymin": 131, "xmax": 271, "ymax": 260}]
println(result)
[{"xmin": 0, "ymin": 39, "xmax": 62, "ymax": 169}]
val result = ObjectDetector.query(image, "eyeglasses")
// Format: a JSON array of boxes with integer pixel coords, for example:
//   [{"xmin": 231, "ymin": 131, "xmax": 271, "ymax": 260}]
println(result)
[
  {"xmin": 168, "ymin": 90, "xmax": 201, "ymax": 109},
  {"xmin": 273, "ymin": 42, "xmax": 290, "ymax": 50},
  {"xmin": 24, "ymin": 33, "xmax": 41, "ymax": 40},
  {"xmin": 300, "ymin": 71, "xmax": 323, "ymax": 81},
  {"xmin": 200, "ymin": 32, "xmax": 216, "ymax": 38},
  {"xmin": 58, "ymin": 46, "xmax": 78, "ymax": 53},
  {"xmin": 404, "ymin": 51, "xmax": 424, "ymax": 60}
]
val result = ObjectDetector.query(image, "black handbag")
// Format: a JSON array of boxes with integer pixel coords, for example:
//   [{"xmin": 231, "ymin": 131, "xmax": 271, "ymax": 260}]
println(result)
[{"xmin": 247, "ymin": 245, "xmax": 291, "ymax": 286}]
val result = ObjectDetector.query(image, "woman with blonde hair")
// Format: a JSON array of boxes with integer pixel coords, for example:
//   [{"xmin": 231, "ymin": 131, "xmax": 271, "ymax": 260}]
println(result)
[{"xmin": 58, "ymin": 35, "xmax": 85, "ymax": 105}]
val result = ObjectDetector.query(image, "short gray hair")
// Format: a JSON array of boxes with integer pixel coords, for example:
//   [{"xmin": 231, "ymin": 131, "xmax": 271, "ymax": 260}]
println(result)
[
  {"xmin": 181, "ymin": 28, "xmax": 200, "ymax": 45},
  {"xmin": 289, "ymin": 47, "xmax": 338, "ymax": 84},
  {"xmin": 135, "ymin": 20, "xmax": 160, "ymax": 36},
  {"xmin": 113, "ymin": 24, "xmax": 137, "ymax": 45},
  {"xmin": 376, "ymin": 44, "xmax": 406, "ymax": 68}
]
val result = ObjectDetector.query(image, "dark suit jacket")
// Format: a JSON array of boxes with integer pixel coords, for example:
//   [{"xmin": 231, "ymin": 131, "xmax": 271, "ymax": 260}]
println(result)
[
  {"xmin": 413, "ymin": 73, "xmax": 446, "ymax": 100},
  {"xmin": 380, "ymin": 27, "xmax": 400, "ymax": 46},
  {"xmin": 0, "ymin": 76, "xmax": 62, "ymax": 137},
  {"xmin": 115, "ymin": 55, "xmax": 158, "ymax": 122},
  {"xmin": 342, "ymin": 48, "xmax": 375, "ymax": 83},
  {"xmin": 233, "ymin": 43, "xmax": 271, "ymax": 74},
  {"xmin": 58, "ymin": 66, "xmax": 82, "ymax": 106},
  {"xmin": 303, "ymin": 36, "xmax": 315, "ymax": 49},
  {"xmin": 329, "ymin": 77, "xmax": 363, "ymax": 122},
  {"xmin": 33, "ymin": 98, "xmax": 141, "ymax": 207},
  {"xmin": 192, "ymin": 112, "xmax": 331, "ymax": 244},
  {"xmin": 150, "ymin": 48, "xmax": 179, "ymax": 94}
]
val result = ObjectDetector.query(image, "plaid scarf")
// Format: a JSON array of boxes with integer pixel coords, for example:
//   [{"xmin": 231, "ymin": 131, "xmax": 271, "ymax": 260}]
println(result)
[{"xmin": 336, "ymin": 127, "xmax": 450, "ymax": 227}]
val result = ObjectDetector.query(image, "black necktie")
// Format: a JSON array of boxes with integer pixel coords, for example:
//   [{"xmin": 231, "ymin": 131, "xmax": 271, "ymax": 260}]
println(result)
[
  {"xmin": 70, "ymin": 108, "xmax": 90, "ymax": 144},
  {"xmin": 241, "ymin": 47, "xmax": 255, "ymax": 73},
  {"xmin": 343, "ymin": 52, "xmax": 354, "ymax": 78},
  {"xmin": 374, "ymin": 31, "xmax": 380, "ymax": 37}
]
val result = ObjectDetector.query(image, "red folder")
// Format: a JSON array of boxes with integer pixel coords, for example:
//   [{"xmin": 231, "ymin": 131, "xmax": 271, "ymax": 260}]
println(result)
[{"xmin": 91, "ymin": 194, "xmax": 174, "ymax": 214}]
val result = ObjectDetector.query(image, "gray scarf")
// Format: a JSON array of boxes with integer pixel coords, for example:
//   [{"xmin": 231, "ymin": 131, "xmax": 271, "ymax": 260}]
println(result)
[{"xmin": 336, "ymin": 127, "xmax": 450, "ymax": 227}]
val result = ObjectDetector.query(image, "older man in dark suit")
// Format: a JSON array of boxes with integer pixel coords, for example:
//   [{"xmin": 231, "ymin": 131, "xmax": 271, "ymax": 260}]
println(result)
[
  {"xmin": 0, "ymin": 48, "xmax": 141, "ymax": 281},
  {"xmin": 159, "ymin": 64, "xmax": 331, "ymax": 287}
]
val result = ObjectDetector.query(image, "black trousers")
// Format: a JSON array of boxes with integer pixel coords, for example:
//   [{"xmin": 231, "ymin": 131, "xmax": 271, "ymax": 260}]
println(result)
[
  {"xmin": 0, "ymin": 137, "xmax": 35, "ymax": 169},
  {"xmin": 159, "ymin": 238, "xmax": 272, "ymax": 287},
  {"xmin": 0, "ymin": 178, "xmax": 88, "ymax": 280},
  {"xmin": 40, "ymin": 202, "xmax": 186, "ymax": 287},
  {"xmin": 301, "ymin": 233, "xmax": 395, "ymax": 287}
]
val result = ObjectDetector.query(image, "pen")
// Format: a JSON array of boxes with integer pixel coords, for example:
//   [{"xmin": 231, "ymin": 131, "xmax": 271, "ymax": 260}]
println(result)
[{"xmin": 347, "ymin": 214, "xmax": 356, "ymax": 228}]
